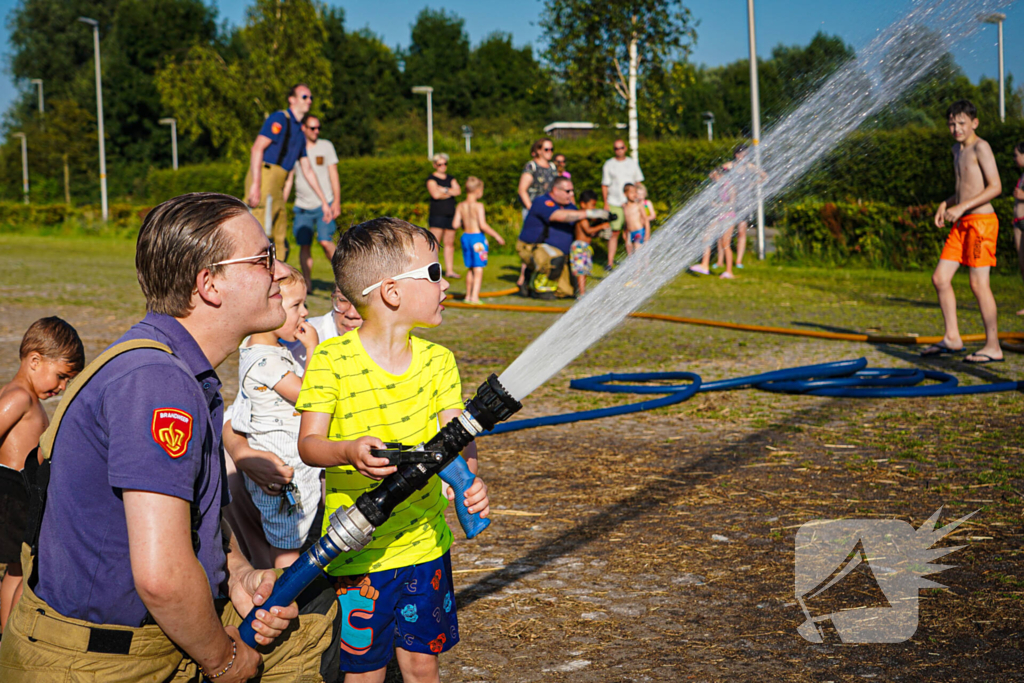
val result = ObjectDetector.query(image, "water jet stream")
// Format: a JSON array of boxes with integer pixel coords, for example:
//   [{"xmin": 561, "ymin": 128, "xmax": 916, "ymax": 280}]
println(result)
[{"xmin": 497, "ymin": 0, "xmax": 1015, "ymax": 403}]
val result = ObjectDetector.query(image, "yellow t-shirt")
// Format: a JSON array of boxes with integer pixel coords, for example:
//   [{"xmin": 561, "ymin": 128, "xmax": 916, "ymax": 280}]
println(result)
[{"xmin": 296, "ymin": 329, "xmax": 465, "ymax": 575}]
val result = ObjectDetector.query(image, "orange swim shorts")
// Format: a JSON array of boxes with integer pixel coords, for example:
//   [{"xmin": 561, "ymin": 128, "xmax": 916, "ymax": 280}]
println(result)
[{"xmin": 939, "ymin": 213, "xmax": 999, "ymax": 268}]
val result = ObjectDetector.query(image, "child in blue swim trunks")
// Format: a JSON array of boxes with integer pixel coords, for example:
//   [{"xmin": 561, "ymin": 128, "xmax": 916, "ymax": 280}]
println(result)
[
  {"xmin": 454, "ymin": 176, "xmax": 506, "ymax": 304},
  {"xmin": 622, "ymin": 183, "xmax": 650, "ymax": 251}
]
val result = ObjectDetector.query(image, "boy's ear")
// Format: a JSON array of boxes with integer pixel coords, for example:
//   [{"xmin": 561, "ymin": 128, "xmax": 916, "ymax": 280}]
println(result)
[
  {"xmin": 26, "ymin": 351, "xmax": 42, "ymax": 370},
  {"xmin": 379, "ymin": 279, "xmax": 401, "ymax": 309}
]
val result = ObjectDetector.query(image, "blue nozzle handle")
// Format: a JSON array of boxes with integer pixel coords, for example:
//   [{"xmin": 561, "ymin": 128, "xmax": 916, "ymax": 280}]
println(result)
[
  {"xmin": 439, "ymin": 455, "xmax": 490, "ymax": 539},
  {"xmin": 237, "ymin": 547, "xmax": 324, "ymax": 647}
]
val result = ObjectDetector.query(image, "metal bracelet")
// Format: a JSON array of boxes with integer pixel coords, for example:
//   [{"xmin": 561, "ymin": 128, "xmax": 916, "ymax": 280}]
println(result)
[{"xmin": 201, "ymin": 637, "xmax": 237, "ymax": 680}]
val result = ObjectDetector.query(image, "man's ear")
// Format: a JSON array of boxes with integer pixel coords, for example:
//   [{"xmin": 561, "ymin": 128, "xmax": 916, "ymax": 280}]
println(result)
[{"xmin": 194, "ymin": 268, "xmax": 223, "ymax": 308}]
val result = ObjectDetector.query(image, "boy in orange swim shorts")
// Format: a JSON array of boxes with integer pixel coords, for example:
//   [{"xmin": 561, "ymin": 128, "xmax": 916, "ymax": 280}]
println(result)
[{"xmin": 924, "ymin": 100, "xmax": 1004, "ymax": 364}]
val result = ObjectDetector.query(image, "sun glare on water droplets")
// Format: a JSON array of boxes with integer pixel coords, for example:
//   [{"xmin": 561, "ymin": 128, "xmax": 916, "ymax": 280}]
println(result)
[{"xmin": 497, "ymin": 0, "xmax": 1015, "ymax": 402}]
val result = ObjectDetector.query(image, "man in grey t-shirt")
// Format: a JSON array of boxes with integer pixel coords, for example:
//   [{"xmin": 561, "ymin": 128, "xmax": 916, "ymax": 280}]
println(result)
[
  {"xmin": 601, "ymin": 139, "xmax": 645, "ymax": 270},
  {"xmin": 284, "ymin": 116, "xmax": 341, "ymax": 289}
]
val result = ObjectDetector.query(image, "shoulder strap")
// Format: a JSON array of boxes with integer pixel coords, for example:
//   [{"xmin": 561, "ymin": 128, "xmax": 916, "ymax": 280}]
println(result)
[
  {"xmin": 38, "ymin": 339, "xmax": 172, "ymax": 463},
  {"xmin": 275, "ymin": 111, "xmax": 294, "ymax": 167}
]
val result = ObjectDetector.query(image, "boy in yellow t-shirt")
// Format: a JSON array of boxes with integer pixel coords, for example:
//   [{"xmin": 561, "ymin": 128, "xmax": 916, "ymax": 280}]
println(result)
[{"xmin": 297, "ymin": 217, "xmax": 489, "ymax": 681}]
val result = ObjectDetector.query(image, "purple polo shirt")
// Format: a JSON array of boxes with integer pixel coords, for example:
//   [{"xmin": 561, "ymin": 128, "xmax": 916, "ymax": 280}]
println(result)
[{"xmin": 34, "ymin": 313, "xmax": 229, "ymax": 627}]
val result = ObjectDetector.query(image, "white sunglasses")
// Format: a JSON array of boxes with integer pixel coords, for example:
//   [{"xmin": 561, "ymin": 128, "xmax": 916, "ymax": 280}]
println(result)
[{"xmin": 362, "ymin": 262, "xmax": 443, "ymax": 296}]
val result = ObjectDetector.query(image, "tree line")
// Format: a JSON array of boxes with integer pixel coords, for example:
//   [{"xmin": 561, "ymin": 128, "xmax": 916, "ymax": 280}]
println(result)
[{"xmin": 1, "ymin": 0, "xmax": 1019, "ymax": 205}]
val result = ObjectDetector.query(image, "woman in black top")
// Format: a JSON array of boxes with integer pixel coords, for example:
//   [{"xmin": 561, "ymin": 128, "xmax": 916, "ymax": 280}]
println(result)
[{"xmin": 426, "ymin": 153, "xmax": 462, "ymax": 278}]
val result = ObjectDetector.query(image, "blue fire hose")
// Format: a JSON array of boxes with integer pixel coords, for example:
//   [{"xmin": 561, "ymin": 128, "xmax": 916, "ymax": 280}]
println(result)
[{"xmin": 482, "ymin": 358, "xmax": 1023, "ymax": 435}]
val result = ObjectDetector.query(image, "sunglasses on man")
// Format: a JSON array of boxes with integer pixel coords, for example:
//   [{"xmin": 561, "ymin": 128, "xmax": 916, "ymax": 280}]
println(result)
[
  {"xmin": 362, "ymin": 262, "xmax": 443, "ymax": 296},
  {"xmin": 209, "ymin": 243, "xmax": 276, "ymax": 271}
]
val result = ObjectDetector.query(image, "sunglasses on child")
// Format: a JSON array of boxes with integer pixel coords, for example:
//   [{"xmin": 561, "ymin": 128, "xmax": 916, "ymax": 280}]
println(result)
[{"xmin": 362, "ymin": 262, "xmax": 443, "ymax": 296}]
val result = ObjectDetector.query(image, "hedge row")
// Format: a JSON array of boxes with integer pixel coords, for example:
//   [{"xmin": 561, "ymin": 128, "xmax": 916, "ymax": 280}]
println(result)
[
  {"xmin": 142, "ymin": 139, "xmax": 737, "ymax": 208},
  {"xmin": 0, "ymin": 201, "xmax": 527, "ymax": 251},
  {"xmin": 142, "ymin": 123, "xmax": 1024, "ymax": 210},
  {"xmin": 0, "ymin": 203, "xmax": 147, "ymax": 237},
  {"xmin": 774, "ymin": 197, "xmax": 1019, "ymax": 270},
  {"xmin": 788, "ymin": 123, "xmax": 1024, "ymax": 207}
]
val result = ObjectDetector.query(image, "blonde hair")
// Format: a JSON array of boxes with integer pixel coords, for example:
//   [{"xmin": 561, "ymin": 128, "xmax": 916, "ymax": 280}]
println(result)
[
  {"xmin": 465, "ymin": 176, "xmax": 483, "ymax": 193},
  {"xmin": 278, "ymin": 264, "xmax": 306, "ymax": 293},
  {"xmin": 432, "ymin": 153, "xmax": 449, "ymax": 166},
  {"xmin": 333, "ymin": 217, "xmax": 438, "ymax": 311},
  {"xmin": 635, "ymin": 182, "xmax": 649, "ymax": 199}
]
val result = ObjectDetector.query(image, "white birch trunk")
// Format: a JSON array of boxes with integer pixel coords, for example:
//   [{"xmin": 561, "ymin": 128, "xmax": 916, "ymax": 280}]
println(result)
[{"xmin": 628, "ymin": 34, "xmax": 639, "ymax": 163}]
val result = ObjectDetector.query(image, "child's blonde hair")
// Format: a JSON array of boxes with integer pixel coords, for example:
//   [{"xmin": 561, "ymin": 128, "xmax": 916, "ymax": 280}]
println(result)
[
  {"xmin": 465, "ymin": 176, "xmax": 483, "ymax": 193},
  {"xmin": 635, "ymin": 182, "xmax": 649, "ymax": 199},
  {"xmin": 278, "ymin": 264, "xmax": 306, "ymax": 293}
]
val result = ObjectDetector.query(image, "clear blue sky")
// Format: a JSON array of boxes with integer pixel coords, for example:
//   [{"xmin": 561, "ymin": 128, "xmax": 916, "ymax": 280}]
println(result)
[{"xmin": 0, "ymin": 0, "xmax": 1019, "ymax": 121}]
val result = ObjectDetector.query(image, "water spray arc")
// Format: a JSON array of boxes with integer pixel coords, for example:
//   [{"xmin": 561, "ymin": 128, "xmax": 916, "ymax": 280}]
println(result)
[
  {"xmin": 237, "ymin": 375, "xmax": 522, "ymax": 646},
  {"xmin": 496, "ymin": 0, "xmax": 1015, "ymax": 404}
]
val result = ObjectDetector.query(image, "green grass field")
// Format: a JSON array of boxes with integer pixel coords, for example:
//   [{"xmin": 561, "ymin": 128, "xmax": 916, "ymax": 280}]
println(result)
[{"xmin": 2, "ymin": 233, "xmax": 1022, "ymax": 681}]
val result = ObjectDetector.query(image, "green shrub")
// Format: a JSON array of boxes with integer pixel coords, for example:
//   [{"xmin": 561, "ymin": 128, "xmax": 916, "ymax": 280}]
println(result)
[
  {"xmin": 142, "ymin": 139, "xmax": 738, "ymax": 208},
  {"xmin": 775, "ymin": 197, "xmax": 1018, "ymax": 270}
]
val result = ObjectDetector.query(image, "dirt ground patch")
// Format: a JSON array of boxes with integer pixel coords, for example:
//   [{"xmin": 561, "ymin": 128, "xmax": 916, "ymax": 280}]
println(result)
[{"xmin": 1, "ymin": 237, "xmax": 1022, "ymax": 681}]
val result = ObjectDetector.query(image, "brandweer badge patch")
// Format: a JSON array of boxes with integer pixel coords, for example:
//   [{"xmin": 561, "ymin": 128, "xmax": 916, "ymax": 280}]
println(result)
[
  {"xmin": 271, "ymin": 121, "xmax": 283, "ymax": 135},
  {"xmin": 151, "ymin": 408, "xmax": 194, "ymax": 459}
]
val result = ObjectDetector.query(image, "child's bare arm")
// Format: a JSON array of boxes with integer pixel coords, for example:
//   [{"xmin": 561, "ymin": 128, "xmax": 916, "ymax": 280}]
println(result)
[
  {"xmin": 297, "ymin": 411, "xmax": 395, "ymax": 478},
  {"xmin": 477, "ymin": 205, "xmax": 505, "ymax": 245},
  {"xmin": 1014, "ymin": 184, "xmax": 1024, "ymax": 201},
  {"xmin": 452, "ymin": 203, "xmax": 463, "ymax": 230},
  {"xmin": 0, "ymin": 388, "xmax": 31, "ymax": 441},
  {"xmin": 646, "ymin": 202, "xmax": 657, "ymax": 221},
  {"xmin": 271, "ymin": 373, "xmax": 303, "ymax": 403}
]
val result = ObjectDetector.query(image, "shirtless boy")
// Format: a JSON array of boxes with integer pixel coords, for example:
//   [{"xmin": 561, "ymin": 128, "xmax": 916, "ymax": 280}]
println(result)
[
  {"xmin": 453, "ymin": 176, "xmax": 506, "ymax": 304},
  {"xmin": 1011, "ymin": 142, "xmax": 1024, "ymax": 314},
  {"xmin": 570, "ymin": 190, "xmax": 607, "ymax": 295},
  {"xmin": 0, "ymin": 317, "xmax": 84, "ymax": 632},
  {"xmin": 622, "ymin": 183, "xmax": 650, "ymax": 255},
  {"xmin": 923, "ymin": 100, "xmax": 1004, "ymax": 363}
]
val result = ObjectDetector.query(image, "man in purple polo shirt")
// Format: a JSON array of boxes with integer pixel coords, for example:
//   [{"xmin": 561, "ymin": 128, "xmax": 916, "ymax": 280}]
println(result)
[{"xmin": 0, "ymin": 193, "xmax": 338, "ymax": 682}]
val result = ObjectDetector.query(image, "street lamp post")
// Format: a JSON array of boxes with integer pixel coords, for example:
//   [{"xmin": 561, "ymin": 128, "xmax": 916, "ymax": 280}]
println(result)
[
  {"xmin": 411, "ymin": 86, "xmax": 434, "ymax": 160},
  {"xmin": 13, "ymin": 133, "xmax": 28, "ymax": 204},
  {"xmin": 702, "ymin": 111, "xmax": 715, "ymax": 141},
  {"xmin": 159, "ymin": 118, "xmax": 178, "ymax": 170},
  {"xmin": 461, "ymin": 125, "xmax": 473, "ymax": 154},
  {"xmin": 78, "ymin": 17, "xmax": 107, "ymax": 221},
  {"xmin": 747, "ymin": 0, "xmax": 766, "ymax": 260},
  {"xmin": 982, "ymin": 13, "xmax": 1006, "ymax": 122},
  {"xmin": 30, "ymin": 79, "xmax": 43, "ymax": 114}
]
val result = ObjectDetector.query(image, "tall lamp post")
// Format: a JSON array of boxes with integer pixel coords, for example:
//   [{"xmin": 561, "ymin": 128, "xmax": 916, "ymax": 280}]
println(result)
[
  {"xmin": 411, "ymin": 86, "xmax": 434, "ymax": 160},
  {"xmin": 159, "ymin": 118, "xmax": 178, "ymax": 170},
  {"xmin": 30, "ymin": 79, "xmax": 43, "ymax": 114},
  {"xmin": 747, "ymin": 0, "xmax": 766, "ymax": 260},
  {"xmin": 78, "ymin": 17, "xmax": 107, "ymax": 221},
  {"xmin": 13, "ymin": 133, "xmax": 28, "ymax": 204},
  {"xmin": 702, "ymin": 111, "xmax": 715, "ymax": 141},
  {"xmin": 981, "ymin": 13, "xmax": 1006, "ymax": 122}
]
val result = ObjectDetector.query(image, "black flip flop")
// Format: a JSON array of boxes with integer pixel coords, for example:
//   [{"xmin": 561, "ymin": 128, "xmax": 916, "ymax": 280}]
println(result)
[
  {"xmin": 963, "ymin": 352, "xmax": 1004, "ymax": 364},
  {"xmin": 920, "ymin": 344, "xmax": 964, "ymax": 357}
]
